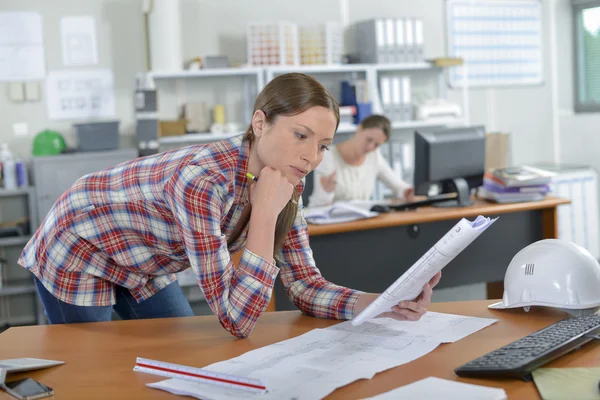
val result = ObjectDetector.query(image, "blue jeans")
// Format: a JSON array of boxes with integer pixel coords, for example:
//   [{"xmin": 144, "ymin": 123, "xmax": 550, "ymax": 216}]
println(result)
[{"xmin": 34, "ymin": 277, "xmax": 194, "ymax": 324}]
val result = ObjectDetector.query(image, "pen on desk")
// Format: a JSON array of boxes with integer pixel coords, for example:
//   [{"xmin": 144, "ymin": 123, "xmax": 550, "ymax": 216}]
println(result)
[{"xmin": 245, "ymin": 172, "xmax": 298, "ymax": 204}]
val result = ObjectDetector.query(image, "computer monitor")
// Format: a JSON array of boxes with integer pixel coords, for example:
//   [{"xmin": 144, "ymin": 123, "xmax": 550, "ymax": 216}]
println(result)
[{"xmin": 413, "ymin": 125, "xmax": 486, "ymax": 207}]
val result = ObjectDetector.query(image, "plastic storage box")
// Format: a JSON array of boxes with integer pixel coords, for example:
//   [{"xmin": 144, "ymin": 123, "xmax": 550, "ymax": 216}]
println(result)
[
  {"xmin": 298, "ymin": 22, "xmax": 343, "ymax": 65},
  {"xmin": 73, "ymin": 121, "xmax": 119, "ymax": 152},
  {"xmin": 247, "ymin": 22, "xmax": 299, "ymax": 66}
]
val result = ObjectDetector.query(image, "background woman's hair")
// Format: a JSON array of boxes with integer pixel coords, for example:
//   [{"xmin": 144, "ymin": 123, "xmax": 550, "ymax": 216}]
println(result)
[
  {"xmin": 358, "ymin": 114, "xmax": 391, "ymax": 140},
  {"xmin": 241, "ymin": 73, "xmax": 340, "ymax": 254}
]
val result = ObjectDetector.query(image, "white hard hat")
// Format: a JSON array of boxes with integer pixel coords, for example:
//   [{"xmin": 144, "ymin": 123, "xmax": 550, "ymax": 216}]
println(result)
[{"xmin": 489, "ymin": 239, "xmax": 600, "ymax": 314}]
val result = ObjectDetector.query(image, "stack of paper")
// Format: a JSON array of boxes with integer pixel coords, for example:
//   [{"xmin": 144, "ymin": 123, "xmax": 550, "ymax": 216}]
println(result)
[
  {"xmin": 362, "ymin": 377, "xmax": 507, "ymax": 400},
  {"xmin": 303, "ymin": 201, "xmax": 379, "ymax": 225}
]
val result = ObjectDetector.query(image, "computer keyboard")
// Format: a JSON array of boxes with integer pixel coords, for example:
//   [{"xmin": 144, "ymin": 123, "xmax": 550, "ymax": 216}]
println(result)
[
  {"xmin": 455, "ymin": 315, "xmax": 600, "ymax": 381},
  {"xmin": 388, "ymin": 194, "xmax": 458, "ymax": 211}
]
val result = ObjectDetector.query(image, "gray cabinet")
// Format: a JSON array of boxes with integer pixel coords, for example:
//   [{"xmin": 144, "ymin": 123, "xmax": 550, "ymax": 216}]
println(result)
[{"xmin": 31, "ymin": 149, "xmax": 138, "ymax": 224}]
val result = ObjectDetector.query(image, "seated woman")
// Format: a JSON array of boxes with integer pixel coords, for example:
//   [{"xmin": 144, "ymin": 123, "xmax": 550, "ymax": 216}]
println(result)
[{"xmin": 307, "ymin": 114, "xmax": 414, "ymax": 207}]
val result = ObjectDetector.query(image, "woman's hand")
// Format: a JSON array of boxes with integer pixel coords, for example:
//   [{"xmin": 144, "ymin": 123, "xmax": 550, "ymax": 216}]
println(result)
[
  {"xmin": 249, "ymin": 166, "xmax": 294, "ymax": 219},
  {"xmin": 320, "ymin": 171, "xmax": 337, "ymax": 193},
  {"xmin": 354, "ymin": 272, "xmax": 442, "ymax": 322}
]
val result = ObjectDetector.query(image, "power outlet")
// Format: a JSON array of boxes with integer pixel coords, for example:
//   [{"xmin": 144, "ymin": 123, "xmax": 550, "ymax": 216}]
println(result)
[{"xmin": 12, "ymin": 122, "xmax": 28, "ymax": 136}]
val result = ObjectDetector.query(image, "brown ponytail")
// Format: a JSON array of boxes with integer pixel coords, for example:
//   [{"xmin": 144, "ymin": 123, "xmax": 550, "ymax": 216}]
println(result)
[{"xmin": 243, "ymin": 73, "xmax": 340, "ymax": 254}]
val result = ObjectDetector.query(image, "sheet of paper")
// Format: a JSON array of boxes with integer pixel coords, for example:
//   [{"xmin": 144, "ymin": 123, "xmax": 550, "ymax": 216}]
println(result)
[
  {"xmin": 61, "ymin": 16, "xmax": 98, "ymax": 66},
  {"xmin": 148, "ymin": 328, "xmax": 440, "ymax": 400},
  {"xmin": 329, "ymin": 312, "xmax": 497, "ymax": 343},
  {"xmin": 362, "ymin": 377, "xmax": 507, "ymax": 400},
  {"xmin": 46, "ymin": 69, "xmax": 115, "ymax": 120},
  {"xmin": 0, "ymin": 12, "xmax": 45, "ymax": 81},
  {"xmin": 352, "ymin": 215, "xmax": 498, "ymax": 325},
  {"xmin": 0, "ymin": 358, "xmax": 65, "ymax": 373},
  {"xmin": 147, "ymin": 378, "xmax": 260, "ymax": 400}
]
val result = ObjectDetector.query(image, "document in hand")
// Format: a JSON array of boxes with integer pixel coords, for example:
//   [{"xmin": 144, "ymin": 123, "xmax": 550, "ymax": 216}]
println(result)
[
  {"xmin": 351, "ymin": 215, "xmax": 497, "ymax": 326},
  {"xmin": 303, "ymin": 201, "xmax": 378, "ymax": 225}
]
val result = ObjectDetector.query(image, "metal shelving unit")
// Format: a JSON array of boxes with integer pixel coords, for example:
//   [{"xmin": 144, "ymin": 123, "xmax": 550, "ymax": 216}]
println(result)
[
  {"xmin": 151, "ymin": 62, "xmax": 469, "ymax": 147},
  {"xmin": 0, "ymin": 187, "xmax": 43, "ymax": 328}
]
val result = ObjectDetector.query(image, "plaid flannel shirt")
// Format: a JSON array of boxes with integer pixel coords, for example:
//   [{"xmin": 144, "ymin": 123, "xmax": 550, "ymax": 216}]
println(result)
[{"xmin": 19, "ymin": 135, "xmax": 361, "ymax": 337}]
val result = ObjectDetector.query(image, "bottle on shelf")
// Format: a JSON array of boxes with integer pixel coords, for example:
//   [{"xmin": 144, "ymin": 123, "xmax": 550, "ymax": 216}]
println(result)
[{"xmin": 0, "ymin": 143, "xmax": 17, "ymax": 190}]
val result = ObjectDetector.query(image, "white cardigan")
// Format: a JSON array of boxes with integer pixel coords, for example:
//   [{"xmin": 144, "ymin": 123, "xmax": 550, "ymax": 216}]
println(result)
[{"xmin": 307, "ymin": 147, "xmax": 411, "ymax": 207}]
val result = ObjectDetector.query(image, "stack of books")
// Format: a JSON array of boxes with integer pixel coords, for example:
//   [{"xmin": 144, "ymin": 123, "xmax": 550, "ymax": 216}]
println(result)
[{"xmin": 479, "ymin": 166, "xmax": 555, "ymax": 203}]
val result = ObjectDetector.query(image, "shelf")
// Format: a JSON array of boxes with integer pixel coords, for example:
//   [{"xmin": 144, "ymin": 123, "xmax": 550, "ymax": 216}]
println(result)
[
  {"xmin": 159, "ymin": 131, "xmax": 242, "ymax": 145},
  {"xmin": 266, "ymin": 64, "xmax": 372, "ymax": 74},
  {"xmin": 337, "ymin": 119, "xmax": 465, "ymax": 134},
  {"xmin": 150, "ymin": 67, "xmax": 263, "ymax": 79},
  {"xmin": 0, "ymin": 236, "xmax": 31, "ymax": 247},
  {"xmin": 0, "ymin": 187, "xmax": 34, "ymax": 197},
  {"xmin": 391, "ymin": 118, "xmax": 466, "ymax": 130},
  {"xmin": 0, "ymin": 284, "xmax": 36, "ymax": 296},
  {"xmin": 149, "ymin": 62, "xmax": 447, "ymax": 79},
  {"xmin": 157, "ymin": 119, "xmax": 465, "ymax": 145},
  {"xmin": 373, "ymin": 62, "xmax": 437, "ymax": 72}
]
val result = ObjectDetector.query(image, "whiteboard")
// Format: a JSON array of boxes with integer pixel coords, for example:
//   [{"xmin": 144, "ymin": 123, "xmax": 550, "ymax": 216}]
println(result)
[{"xmin": 446, "ymin": 0, "xmax": 544, "ymax": 88}]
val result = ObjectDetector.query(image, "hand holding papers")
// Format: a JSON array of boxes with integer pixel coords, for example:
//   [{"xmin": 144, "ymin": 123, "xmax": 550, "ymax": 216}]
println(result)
[{"xmin": 352, "ymin": 215, "xmax": 497, "ymax": 326}]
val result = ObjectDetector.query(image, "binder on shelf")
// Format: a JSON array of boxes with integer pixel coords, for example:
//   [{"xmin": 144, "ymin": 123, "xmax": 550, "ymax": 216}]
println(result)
[
  {"xmin": 405, "ymin": 18, "xmax": 415, "ymax": 62},
  {"xmin": 376, "ymin": 19, "xmax": 386, "ymax": 64},
  {"xmin": 392, "ymin": 76, "xmax": 403, "ymax": 122},
  {"xmin": 401, "ymin": 76, "xmax": 413, "ymax": 120},
  {"xmin": 380, "ymin": 77, "xmax": 393, "ymax": 117},
  {"xmin": 396, "ymin": 18, "xmax": 407, "ymax": 63},
  {"xmin": 414, "ymin": 18, "xmax": 424, "ymax": 62},
  {"xmin": 385, "ymin": 19, "xmax": 395, "ymax": 63}
]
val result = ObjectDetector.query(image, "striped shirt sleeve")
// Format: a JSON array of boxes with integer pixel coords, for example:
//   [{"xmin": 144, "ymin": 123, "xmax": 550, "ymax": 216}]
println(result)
[
  {"xmin": 276, "ymin": 198, "xmax": 363, "ymax": 320},
  {"xmin": 164, "ymin": 165, "xmax": 278, "ymax": 338}
]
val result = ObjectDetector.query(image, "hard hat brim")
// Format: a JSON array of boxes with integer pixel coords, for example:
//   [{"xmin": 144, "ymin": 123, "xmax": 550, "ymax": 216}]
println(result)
[{"xmin": 489, "ymin": 300, "xmax": 600, "ymax": 310}]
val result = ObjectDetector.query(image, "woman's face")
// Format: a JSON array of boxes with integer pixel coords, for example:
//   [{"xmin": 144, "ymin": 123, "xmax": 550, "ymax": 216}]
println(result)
[
  {"xmin": 252, "ymin": 106, "xmax": 337, "ymax": 186},
  {"xmin": 356, "ymin": 127, "xmax": 387, "ymax": 155}
]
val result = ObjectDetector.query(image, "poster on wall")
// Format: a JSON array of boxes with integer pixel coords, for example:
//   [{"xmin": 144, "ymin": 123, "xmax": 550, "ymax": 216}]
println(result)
[
  {"xmin": 46, "ymin": 69, "xmax": 115, "ymax": 120},
  {"xmin": 0, "ymin": 12, "xmax": 46, "ymax": 81},
  {"xmin": 60, "ymin": 16, "xmax": 98, "ymax": 66},
  {"xmin": 446, "ymin": 0, "xmax": 544, "ymax": 88}
]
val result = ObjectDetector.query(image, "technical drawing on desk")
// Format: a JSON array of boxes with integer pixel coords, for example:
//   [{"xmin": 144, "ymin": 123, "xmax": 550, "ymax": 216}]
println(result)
[
  {"xmin": 147, "ymin": 313, "xmax": 497, "ymax": 400},
  {"xmin": 352, "ymin": 215, "xmax": 498, "ymax": 326},
  {"xmin": 332, "ymin": 311, "xmax": 497, "ymax": 343}
]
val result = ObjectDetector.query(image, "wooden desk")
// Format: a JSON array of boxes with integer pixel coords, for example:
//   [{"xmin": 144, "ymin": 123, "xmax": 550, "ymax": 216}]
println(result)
[
  {"xmin": 307, "ymin": 197, "xmax": 568, "ymax": 237},
  {"xmin": 0, "ymin": 300, "xmax": 594, "ymax": 399},
  {"xmin": 274, "ymin": 197, "xmax": 570, "ymax": 310}
]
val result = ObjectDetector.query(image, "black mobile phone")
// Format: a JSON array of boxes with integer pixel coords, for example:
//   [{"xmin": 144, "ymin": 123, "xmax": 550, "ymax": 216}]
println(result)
[{"xmin": 2, "ymin": 378, "xmax": 54, "ymax": 400}]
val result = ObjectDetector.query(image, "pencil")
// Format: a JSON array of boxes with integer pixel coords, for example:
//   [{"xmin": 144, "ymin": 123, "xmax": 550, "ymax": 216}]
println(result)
[{"xmin": 246, "ymin": 172, "xmax": 258, "ymax": 182}]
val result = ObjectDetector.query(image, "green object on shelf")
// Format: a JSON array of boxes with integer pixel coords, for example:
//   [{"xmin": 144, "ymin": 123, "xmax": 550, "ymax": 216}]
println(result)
[{"xmin": 32, "ymin": 129, "xmax": 67, "ymax": 156}]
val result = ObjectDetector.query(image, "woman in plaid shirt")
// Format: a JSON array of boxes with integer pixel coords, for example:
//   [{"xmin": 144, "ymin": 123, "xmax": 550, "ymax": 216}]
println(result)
[{"xmin": 19, "ymin": 73, "xmax": 440, "ymax": 338}]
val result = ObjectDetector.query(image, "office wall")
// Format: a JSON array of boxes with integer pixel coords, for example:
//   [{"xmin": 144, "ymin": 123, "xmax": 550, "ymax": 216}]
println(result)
[
  {"xmin": 0, "ymin": 0, "xmax": 146, "ymax": 158},
  {"xmin": 0, "ymin": 0, "xmax": 589, "ymax": 168}
]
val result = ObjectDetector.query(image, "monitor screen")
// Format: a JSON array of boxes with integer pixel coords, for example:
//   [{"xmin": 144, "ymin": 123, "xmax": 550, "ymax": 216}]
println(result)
[{"xmin": 414, "ymin": 125, "xmax": 486, "ymax": 206}]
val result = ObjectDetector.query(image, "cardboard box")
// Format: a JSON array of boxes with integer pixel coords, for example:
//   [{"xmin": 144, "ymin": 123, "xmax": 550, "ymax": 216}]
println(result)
[
  {"xmin": 159, "ymin": 120, "xmax": 187, "ymax": 137},
  {"xmin": 486, "ymin": 132, "xmax": 511, "ymax": 172}
]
